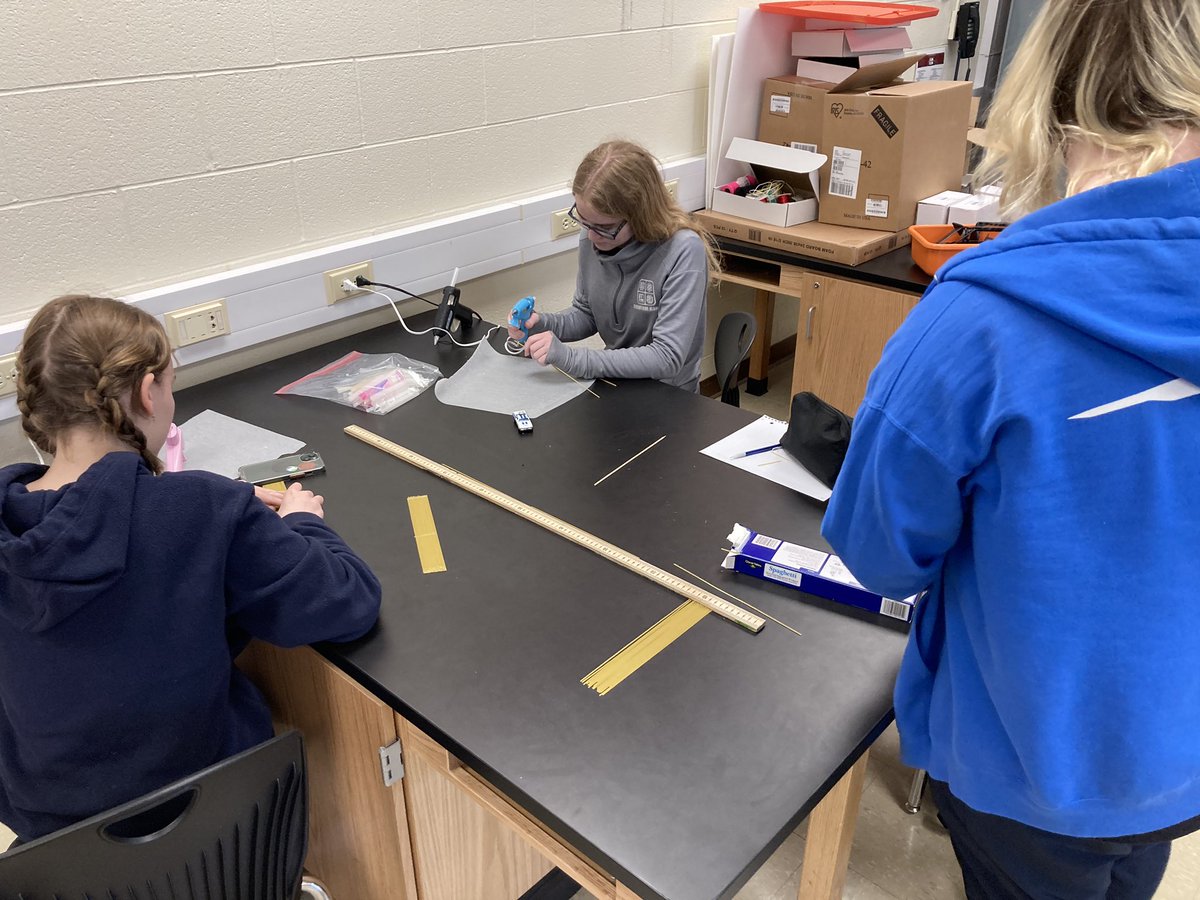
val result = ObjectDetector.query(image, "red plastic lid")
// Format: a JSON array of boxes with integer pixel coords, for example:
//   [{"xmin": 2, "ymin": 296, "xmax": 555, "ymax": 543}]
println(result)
[{"xmin": 758, "ymin": 2, "xmax": 940, "ymax": 25}]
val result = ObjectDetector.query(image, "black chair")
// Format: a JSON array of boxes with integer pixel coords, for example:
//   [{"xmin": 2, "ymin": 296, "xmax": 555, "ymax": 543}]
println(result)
[
  {"xmin": 714, "ymin": 311, "xmax": 758, "ymax": 406},
  {"xmin": 0, "ymin": 730, "xmax": 325, "ymax": 900}
]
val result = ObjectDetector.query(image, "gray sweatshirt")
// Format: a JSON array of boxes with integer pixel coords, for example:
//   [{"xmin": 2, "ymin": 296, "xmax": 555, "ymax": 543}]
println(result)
[{"xmin": 536, "ymin": 229, "xmax": 708, "ymax": 392}]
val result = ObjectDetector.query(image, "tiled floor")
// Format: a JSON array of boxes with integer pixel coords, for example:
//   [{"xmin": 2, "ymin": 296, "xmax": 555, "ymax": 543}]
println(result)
[{"xmin": 3, "ymin": 364, "xmax": 1200, "ymax": 898}]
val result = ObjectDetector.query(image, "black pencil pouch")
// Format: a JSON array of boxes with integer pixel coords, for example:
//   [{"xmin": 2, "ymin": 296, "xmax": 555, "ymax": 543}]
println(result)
[{"xmin": 779, "ymin": 392, "xmax": 853, "ymax": 489}]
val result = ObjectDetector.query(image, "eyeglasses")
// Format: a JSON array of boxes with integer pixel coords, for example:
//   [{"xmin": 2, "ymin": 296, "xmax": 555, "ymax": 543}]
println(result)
[{"xmin": 567, "ymin": 204, "xmax": 626, "ymax": 241}]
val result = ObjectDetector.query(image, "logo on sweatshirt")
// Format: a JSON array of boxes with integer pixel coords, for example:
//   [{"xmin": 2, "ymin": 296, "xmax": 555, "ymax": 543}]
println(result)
[
  {"xmin": 1069, "ymin": 377, "xmax": 1200, "ymax": 420},
  {"xmin": 635, "ymin": 279, "xmax": 658, "ymax": 310}
]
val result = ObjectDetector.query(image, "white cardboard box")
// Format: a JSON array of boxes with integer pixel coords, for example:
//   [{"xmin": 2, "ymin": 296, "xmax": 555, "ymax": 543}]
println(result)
[
  {"xmin": 710, "ymin": 137, "xmax": 827, "ymax": 228},
  {"xmin": 791, "ymin": 27, "xmax": 913, "ymax": 57},
  {"xmin": 916, "ymin": 190, "xmax": 972, "ymax": 225},
  {"xmin": 947, "ymin": 193, "xmax": 1001, "ymax": 225}
]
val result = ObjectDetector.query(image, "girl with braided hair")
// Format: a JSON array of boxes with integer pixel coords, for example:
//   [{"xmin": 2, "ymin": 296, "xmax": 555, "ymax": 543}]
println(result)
[{"xmin": 0, "ymin": 294, "xmax": 381, "ymax": 845}]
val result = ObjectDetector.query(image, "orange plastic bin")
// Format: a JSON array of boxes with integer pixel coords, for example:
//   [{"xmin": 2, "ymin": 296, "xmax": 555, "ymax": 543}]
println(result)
[{"xmin": 908, "ymin": 224, "xmax": 1001, "ymax": 276}]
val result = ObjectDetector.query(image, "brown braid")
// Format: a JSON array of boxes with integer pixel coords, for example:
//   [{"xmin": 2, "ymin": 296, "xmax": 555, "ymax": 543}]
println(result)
[{"xmin": 16, "ymin": 295, "xmax": 172, "ymax": 475}]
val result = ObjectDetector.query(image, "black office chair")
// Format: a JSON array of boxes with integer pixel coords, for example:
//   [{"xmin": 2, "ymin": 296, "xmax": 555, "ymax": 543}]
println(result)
[
  {"xmin": 0, "ymin": 730, "xmax": 326, "ymax": 900},
  {"xmin": 714, "ymin": 311, "xmax": 758, "ymax": 406}
]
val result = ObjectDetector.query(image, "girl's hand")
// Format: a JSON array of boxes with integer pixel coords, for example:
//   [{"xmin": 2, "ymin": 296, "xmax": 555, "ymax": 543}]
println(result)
[
  {"xmin": 277, "ymin": 481, "xmax": 325, "ymax": 519},
  {"xmin": 506, "ymin": 310, "xmax": 539, "ymax": 343},
  {"xmin": 523, "ymin": 330, "xmax": 558, "ymax": 366},
  {"xmin": 254, "ymin": 485, "xmax": 285, "ymax": 510}
]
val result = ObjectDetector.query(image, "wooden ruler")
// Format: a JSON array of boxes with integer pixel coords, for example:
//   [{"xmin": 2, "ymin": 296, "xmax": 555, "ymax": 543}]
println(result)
[{"xmin": 345, "ymin": 425, "xmax": 765, "ymax": 633}]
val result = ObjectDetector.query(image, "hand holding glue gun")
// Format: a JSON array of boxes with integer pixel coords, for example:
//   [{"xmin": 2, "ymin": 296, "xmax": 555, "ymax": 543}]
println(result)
[{"xmin": 506, "ymin": 296, "xmax": 537, "ymax": 344}]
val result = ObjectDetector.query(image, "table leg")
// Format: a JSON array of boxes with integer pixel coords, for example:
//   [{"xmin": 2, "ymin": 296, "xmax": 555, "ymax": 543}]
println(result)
[
  {"xmin": 796, "ymin": 751, "xmax": 869, "ymax": 900},
  {"xmin": 747, "ymin": 288, "xmax": 775, "ymax": 396}
]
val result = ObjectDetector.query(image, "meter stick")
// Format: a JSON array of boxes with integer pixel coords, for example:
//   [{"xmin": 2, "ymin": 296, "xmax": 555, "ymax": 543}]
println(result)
[{"xmin": 345, "ymin": 425, "xmax": 765, "ymax": 633}]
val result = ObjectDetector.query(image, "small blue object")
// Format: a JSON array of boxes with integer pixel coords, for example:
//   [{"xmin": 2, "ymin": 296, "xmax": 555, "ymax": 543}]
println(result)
[
  {"xmin": 739, "ymin": 443, "xmax": 782, "ymax": 458},
  {"xmin": 509, "ymin": 296, "xmax": 536, "ymax": 339}
]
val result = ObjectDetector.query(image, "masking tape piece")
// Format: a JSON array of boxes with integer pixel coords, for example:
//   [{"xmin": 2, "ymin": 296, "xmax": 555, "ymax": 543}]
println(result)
[
  {"xmin": 582, "ymin": 601, "xmax": 709, "ymax": 696},
  {"xmin": 262, "ymin": 481, "xmax": 287, "ymax": 492},
  {"xmin": 407, "ymin": 495, "xmax": 447, "ymax": 574}
]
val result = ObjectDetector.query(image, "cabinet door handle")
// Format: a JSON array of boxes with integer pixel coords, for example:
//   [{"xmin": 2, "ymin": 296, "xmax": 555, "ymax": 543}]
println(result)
[{"xmin": 805, "ymin": 306, "xmax": 817, "ymax": 340}]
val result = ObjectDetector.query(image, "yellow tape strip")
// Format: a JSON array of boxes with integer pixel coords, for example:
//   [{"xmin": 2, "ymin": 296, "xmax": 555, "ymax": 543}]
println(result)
[
  {"xmin": 262, "ymin": 481, "xmax": 287, "ymax": 492},
  {"xmin": 407, "ymin": 495, "xmax": 447, "ymax": 574},
  {"xmin": 582, "ymin": 601, "xmax": 709, "ymax": 696}
]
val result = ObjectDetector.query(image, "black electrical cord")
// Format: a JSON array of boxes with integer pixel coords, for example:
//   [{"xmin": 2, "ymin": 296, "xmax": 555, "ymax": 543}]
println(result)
[
  {"xmin": 355, "ymin": 276, "xmax": 438, "ymax": 308},
  {"xmin": 357, "ymin": 276, "xmax": 484, "ymax": 325}
]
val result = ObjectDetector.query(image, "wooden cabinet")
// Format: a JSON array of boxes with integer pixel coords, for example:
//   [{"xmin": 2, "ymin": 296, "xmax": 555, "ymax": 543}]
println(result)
[
  {"xmin": 238, "ymin": 644, "xmax": 630, "ymax": 900},
  {"xmin": 237, "ymin": 643, "xmax": 421, "ymax": 900},
  {"xmin": 790, "ymin": 274, "xmax": 919, "ymax": 416}
]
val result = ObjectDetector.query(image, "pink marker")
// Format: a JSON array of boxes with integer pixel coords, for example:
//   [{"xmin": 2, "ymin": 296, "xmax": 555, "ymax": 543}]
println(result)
[{"xmin": 163, "ymin": 423, "xmax": 186, "ymax": 472}]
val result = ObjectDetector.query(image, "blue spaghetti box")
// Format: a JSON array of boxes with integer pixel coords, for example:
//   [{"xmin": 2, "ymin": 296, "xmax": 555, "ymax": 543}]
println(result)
[{"xmin": 722, "ymin": 524, "xmax": 916, "ymax": 622}]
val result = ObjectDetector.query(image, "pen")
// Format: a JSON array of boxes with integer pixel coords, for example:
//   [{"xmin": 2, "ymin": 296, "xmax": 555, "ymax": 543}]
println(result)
[{"xmin": 736, "ymin": 443, "xmax": 781, "ymax": 458}]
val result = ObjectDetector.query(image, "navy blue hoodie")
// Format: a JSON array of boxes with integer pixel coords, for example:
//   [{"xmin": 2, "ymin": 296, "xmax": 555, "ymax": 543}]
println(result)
[
  {"xmin": 824, "ymin": 158, "xmax": 1200, "ymax": 837},
  {"xmin": 0, "ymin": 452, "xmax": 381, "ymax": 841}
]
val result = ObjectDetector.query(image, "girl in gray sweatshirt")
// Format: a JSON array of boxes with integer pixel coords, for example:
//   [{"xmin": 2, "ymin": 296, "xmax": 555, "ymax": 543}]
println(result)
[{"xmin": 512, "ymin": 141, "xmax": 719, "ymax": 393}]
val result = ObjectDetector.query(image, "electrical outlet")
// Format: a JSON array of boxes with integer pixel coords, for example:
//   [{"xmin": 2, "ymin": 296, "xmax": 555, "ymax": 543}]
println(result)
[
  {"xmin": 324, "ymin": 261, "xmax": 375, "ymax": 304},
  {"xmin": 0, "ymin": 353, "xmax": 17, "ymax": 399},
  {"xmin": 550, "ymin": 207, "xmax": 581, "ymax": 241},
  {"xmin": 664, "ymin": 179, "xmax": 679, "ymax": 202},
  {"xmin": 165, "ymin": 299, "xmax": 230, "ymax": 348}
]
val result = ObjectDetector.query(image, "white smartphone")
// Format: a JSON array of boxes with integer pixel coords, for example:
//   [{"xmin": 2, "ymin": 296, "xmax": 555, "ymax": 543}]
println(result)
[{"xmin": 237, "ymin": 451, "xmax": 326, "ymax": 485}]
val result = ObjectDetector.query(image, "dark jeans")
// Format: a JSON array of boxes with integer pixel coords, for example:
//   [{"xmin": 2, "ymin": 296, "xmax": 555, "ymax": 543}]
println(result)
[{"xmin": 929, "ymin": 780, "xmax": 1171, "ymax": 900}]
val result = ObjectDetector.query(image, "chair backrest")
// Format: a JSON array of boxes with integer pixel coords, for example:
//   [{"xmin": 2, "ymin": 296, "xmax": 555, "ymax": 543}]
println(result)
[
  {"xmin": 0, "ymin": 730, "xmax": 307, "ymax": 900},
  {"xmin": 714, "ymin": 311, "xmax": 758, "ymax": 406}
]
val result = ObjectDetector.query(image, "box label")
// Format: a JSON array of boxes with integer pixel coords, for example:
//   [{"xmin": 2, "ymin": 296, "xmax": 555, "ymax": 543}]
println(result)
[
  {"xmin": 819, "ymin": 555, "xmax": 865, "ymax": 588},
  {"xmin": 770, "ymin": 94, "xmax": 791, "ymax": 115},
  {"xmin": 789, "ymin": 141, "xmax": 818, "ymax": 153},
  {"xmin": 764, "ymin": 563, "xmax": 803, "ymax": 587},
  {"xmin": 751, "ymin": 534, "xmax": 782, "ymax": 551},
  {"xmin": 829, "ymin": 146, "xmax": 861, "ymax": 199},
  {"xmin": 880, "ymin": 598, "xmax": 913, "ymax": 621},
  {"xmin": 773, "ymin": 542, "xmax": 829, "ymax": 572},
  {"xmin": 871, "ymin": 104, "xmax": 899, "ymax": 139},
  {"xmin": 865, "ymin": 196, "xmax": 890, "ymax": 218}
]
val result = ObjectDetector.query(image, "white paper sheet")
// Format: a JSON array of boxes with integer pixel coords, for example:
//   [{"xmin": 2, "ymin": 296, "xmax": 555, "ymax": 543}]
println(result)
[
  {"xmin": 700, "ymin": 415, "xmax": 832, "ymax": 502},
  {"xmin": 434, "ymin": 339, "xmax": 593, "ymax": 418},
  {"xmin": 178, "ymin": 409, "xmax": 305, "ymax": 479}
]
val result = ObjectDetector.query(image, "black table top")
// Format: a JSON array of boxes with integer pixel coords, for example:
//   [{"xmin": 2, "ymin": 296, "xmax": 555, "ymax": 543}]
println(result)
[
  {"xmin": 715, "ymin": 236, "xmax": 932, "ymax": 295},
  {"xmin": 175, "ymin": 313, "xmax": 906, "ymax": 900}
]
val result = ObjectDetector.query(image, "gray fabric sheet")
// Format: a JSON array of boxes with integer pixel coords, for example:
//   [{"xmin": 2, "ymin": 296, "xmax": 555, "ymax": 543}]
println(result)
[{"xmin": 434, "ymin": 340, "xmax": 593, "ymax": 418}]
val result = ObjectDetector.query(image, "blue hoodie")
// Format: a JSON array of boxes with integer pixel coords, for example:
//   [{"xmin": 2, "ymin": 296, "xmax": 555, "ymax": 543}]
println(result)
[
  {"xmin": 0, "ymin": 452, "xmax": 381, "ymax": 841},
  {"xmin": 823, "ymin": 158, "xmax": 1200, "ymax": 838}
]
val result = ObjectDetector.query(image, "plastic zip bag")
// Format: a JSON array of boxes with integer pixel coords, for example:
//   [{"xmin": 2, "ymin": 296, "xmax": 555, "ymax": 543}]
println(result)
[{"xmin": 275, "ymin": 351, "xmax": 441, "ymax": 414}]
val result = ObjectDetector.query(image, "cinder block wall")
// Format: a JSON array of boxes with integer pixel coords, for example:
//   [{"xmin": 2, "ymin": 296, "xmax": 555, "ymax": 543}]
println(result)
[{"xmin": 0, "ymin": 1, "xmax": 743, "ymax": 325}]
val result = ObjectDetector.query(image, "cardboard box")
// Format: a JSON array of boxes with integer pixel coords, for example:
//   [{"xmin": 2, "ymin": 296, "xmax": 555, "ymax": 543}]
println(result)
[
  {"xmin": 710, "ymin": 138, "xmax": 826, "ymax": 228},
  {"xmin": 946, "ymin": 193, "xmax": 1001, "ymax": 225},
  {"xmin": 723, "ymin": 524, "xmax": 917, "ymax": 622},
  {"xmin": 759, "ymin": 55, "xmax": 918, "ymax": 154},
  {"xmin": 695, "ymin": 208, "xmax": 910, "ymax": 267},
  {"xmin": 916, "ymin": 190, "xmax": 972, "ymax": 225},
  {"xmin": 819, "ymin": 74, "xmax": 973, "ymax": 232},
  {"xmin": 791, "ymin": 26, "xmax": 912, "ymax": 57}
]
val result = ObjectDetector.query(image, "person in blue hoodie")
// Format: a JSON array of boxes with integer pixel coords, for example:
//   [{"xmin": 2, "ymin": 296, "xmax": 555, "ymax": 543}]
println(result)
[
  {"xmin": 822, "ymin": 1, "xmax": 1200, "ymax": 897},
  {"xmin": 506, "ymin": 140, "xmax": 719, "ymax": 393},
  {"xmin": 0, "ymin": 294, "xmax": 382, "ymax": 846}
]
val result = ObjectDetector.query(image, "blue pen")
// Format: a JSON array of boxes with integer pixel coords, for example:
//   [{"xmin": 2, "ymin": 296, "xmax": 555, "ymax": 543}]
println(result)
[{"xmin": 737, "ymin": 443, "xmax": 781, "ymax": 458}]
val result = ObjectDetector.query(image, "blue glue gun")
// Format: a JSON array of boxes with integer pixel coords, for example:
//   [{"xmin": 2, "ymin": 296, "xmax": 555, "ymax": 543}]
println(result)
[{"xmin": 508, "ymin": 296, "xmax": 536, "ymax": 340}]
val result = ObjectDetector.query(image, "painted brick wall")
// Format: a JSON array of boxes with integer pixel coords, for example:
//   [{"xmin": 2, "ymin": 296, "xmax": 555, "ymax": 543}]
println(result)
[{"xmin": 0, "ymin": 1, "xmax": 744, "ymax": 324}]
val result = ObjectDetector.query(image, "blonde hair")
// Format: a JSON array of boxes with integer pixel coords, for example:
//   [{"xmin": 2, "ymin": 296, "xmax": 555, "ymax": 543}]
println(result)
[
  {"xmin": 17, "ymin": 295, "xmax": 173, "ymax": 475},
  {"xmin": 572, "ymin": 140, "xmax": 721, "ymax": 279},
  {"xmin": 980, "ymin": 0, "xmax": 1200, "ymax": 217}
]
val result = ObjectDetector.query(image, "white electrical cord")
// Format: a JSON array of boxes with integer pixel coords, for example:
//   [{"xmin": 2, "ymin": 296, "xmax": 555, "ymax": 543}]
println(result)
[
  {"xmin": 27, "ymin": 437, "xmax": 45, "ymax": 465},
  {"xmin": 360, "ymin": 285, "xmax": 526, "ymax": 355}
]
